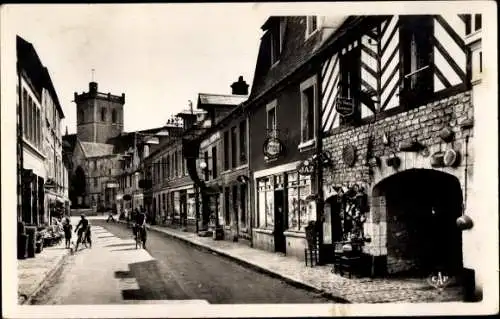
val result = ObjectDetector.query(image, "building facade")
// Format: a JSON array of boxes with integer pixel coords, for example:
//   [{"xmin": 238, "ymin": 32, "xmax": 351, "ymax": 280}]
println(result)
[{"xmin": 17, "ymin": 35, "xmax": 69, "ymax": 226}]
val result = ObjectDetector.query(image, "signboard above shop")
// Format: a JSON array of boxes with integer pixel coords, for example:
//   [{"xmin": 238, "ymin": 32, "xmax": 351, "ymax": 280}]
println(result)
[
  {"xmin": 263, "ymin": 137, "xmax": 284, "ymax": 160},
  {"xmin": 335, "ymin": 97, "xmax": 355, "ymax": 117}
]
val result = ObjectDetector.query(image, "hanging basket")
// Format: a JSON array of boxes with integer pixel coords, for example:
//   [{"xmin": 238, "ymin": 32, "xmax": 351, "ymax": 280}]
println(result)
[{"xmin": 367, "ymin": 156, "xmax": 381, "ymax": 168}]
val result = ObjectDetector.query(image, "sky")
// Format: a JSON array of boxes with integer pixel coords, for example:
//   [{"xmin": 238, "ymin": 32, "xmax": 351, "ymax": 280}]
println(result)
[{"xmin": 7, "ymin": 4, "xmax": 269, "ymax": 134}]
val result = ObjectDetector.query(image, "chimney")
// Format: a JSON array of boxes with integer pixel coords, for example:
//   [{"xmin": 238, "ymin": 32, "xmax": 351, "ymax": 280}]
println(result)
[
  {"xmin": 89, "ymin": 81, "xmax": 98, "ymax": 94},
  {"xmin": 231, "ymin": 76, "xmax": 249, "ymax": 95}
]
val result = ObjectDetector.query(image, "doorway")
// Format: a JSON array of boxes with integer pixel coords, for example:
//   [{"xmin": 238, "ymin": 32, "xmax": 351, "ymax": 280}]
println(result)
[
  {"xmin": 274, "ymin": 190, "xmax": 286, "ymax": 253},
  {"xmin": 322, "ymin": 195, "xmax": 343, "ymax": 263},
  {"xmin": 375, "ymin": 169, "xmax": 463, "ymax": 276}
]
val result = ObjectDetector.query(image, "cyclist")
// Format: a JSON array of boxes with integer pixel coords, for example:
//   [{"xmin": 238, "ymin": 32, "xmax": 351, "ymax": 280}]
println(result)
[
  {"xmin": 74, "ymin": 214, "xmax": 90, "ymax": 251},
  {"xmin": 133, "ymin": 209, "xmax": 147, "ymax": 249}
]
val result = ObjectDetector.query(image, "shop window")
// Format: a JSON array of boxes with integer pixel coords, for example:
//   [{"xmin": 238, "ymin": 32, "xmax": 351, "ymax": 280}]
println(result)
[
  {"xmin": 224, "ymin": 187, "xmax": 231, "ymax": 225},
  {"xmin": 257, "ymin": 177, "xmax": 274, "ymax": 228},
  {"xmin": 287, "ymin": 172, "xmax": 311, "ymax": 231},
  {"xmin": 231, "ymin": 126, "xmax": 237, "ymax": 168},
  {"xmin": 101, "ymin": 108, "xmax": 106, "ymax": 122},
  {"xmin": 239, "ymin": 120, "xmax": 247, "ymax": 164},
  {"xmin": 300, "ymin": 75, "xmax": 317, "ymax": 145},
  {"xmin": 339, "ymin": 43, "xmax": 361, "ymax": 124},
  {"xmin": 223, "ymin": 131, "xmax": 230, "ymax": 170},
  {"xmin": 306, "ymin": 16, "xmax": 318, "ymax": 38},
  {"xmin": 400, "ymin": 15, "xmax": 434, "ymax": 108},
  {"xmin": 212, "ymin": 146, "xmax": 217, "ymax": 178}
]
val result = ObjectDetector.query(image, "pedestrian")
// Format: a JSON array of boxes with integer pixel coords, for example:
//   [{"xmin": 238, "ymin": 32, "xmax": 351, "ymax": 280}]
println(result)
[{"xmin": 63, "ymin": 216, "xmax": 72, "ymax": 249}]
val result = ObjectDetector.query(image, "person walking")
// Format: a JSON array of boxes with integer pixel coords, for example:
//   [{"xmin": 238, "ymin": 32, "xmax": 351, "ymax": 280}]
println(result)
[{"xmin": 63, "ymin": 216, "xmax": 72, "ymax": 249}]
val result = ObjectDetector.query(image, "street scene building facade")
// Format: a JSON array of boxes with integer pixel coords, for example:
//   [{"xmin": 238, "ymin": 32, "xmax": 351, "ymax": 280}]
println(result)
[
  {"xmin": 17, "ymin": 35, "xmax": 70, "ymax": 226},
  {"xmin": 13, "ymin": 11, "xmax": 492, "ymax": 308}
]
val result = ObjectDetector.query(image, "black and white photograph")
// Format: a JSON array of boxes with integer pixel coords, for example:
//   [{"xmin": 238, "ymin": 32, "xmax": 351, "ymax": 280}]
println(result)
[{"xmin": 1, "ymin": 1, "xmax": 498, "ymax": 318}]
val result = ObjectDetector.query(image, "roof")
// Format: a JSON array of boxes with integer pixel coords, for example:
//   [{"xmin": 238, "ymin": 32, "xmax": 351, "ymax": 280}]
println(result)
[
  {"xmin": 42, "ymin": 67, "xmax": 65, "ymax": 119},
  {"xmin": 79, "ymin": 142, "xmax": 115, "ymax": 158},
  {"xmin": 243, "ymin": 16, "xmax": 367, "ymax": 110},
  {"xmin": 198, "ymin": 93, "xmax": 248, "ymax": 106}
]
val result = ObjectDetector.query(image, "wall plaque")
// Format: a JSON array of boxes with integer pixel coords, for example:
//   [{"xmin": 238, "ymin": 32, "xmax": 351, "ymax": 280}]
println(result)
[{"xmin": 342, "ymin": 145, "xmax": 357, "ymax": 167}]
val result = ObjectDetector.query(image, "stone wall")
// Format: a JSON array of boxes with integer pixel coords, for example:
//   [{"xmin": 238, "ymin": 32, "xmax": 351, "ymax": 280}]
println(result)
[{"xmin": 323, "ymin": 90, "xmax": 474, "ymax": 274}]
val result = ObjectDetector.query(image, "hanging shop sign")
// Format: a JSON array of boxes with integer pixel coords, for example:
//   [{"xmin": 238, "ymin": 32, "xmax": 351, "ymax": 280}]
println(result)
[
  {"xmin": 263, "ymin": 137, "xmax": 284, "ymax": 160},
  {"xmin": 335, "ymin": 97, "xmax": 355, "ymax": 117},
  {"xmin": 297, "ymin": 159, "xmax": 315, "ymax": 176},
  {"xmin": 342, "ymin": 145, "xmax": 357, "ymax": 167}
]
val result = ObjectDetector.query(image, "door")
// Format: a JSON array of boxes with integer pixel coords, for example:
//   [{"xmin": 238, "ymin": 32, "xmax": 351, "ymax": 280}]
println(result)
[{"xmin": 274, "ymin": 190, "xmax": 286, "ymax": 253}]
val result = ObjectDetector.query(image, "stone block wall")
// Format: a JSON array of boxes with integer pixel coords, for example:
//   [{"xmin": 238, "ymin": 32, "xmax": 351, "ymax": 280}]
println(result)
[{"xmin": 323, "ymin": 90, "xmax": 474, "ymax": 274}]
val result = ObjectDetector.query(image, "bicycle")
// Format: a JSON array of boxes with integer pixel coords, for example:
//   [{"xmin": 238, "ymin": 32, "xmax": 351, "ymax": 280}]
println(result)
[{"xmin": 134, "ymin": 225, "xmax": 146, "ymax": 249}]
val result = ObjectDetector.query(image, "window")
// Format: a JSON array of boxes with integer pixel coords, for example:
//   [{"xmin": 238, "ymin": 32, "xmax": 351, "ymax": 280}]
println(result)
[
  {"xmin": 94, "ymin": 177, "xmax": 98, "ymax": 187},
  {"xmin": 339, "ymin": 43, "xmax": 361, "ymax": 123},
  {"xmin": 300, "ymin": 76, "xmax": 317, "ymax": 144},
  {"xmin": 204, "ymin": 151, "xmax": 209, "ymax": 181},
  {"xmin": 239, "ymin": 120, "xmax": 247, "ymax": 164},
  {"xmin": 174, "ymin": 152, "xmax": 178, "ymax": 177},
  {"xmin": 179, "ymin": 150, "xmax": 183, "ymax": 177},
  {"xmin": 112, "ymin": 109, "xmax": 117, "ymax": 123},
  {"xmin": 306, "ymin": 16, "xmax": 318, "ymax": 37},
  {"xmin": 101, "ymin": 108, "xmax": 106, "ymax": 122},
  {"xmin": 231, "ymin": 126, "xmax": 237, "ymax": 168},
  {"xmin": 212, "ymin": 146, "xmax": 217, "ymax": 178},
  {"xmin": 224, "ymin": 187, "xmax": 230, "ymax": 225},
  {"xmin": 166, "ymin": 156, "xmax": 170, "ymax": 179},
  {"xmin": 240, "ymin": 183, "xmax": 247, "ymax": 226},
  {"xmin": 267, "ymin": 18, "xmax": 286, "ymax": 66},
  {"xmin": 223, "ymin": 131, "xmax": 230, "ymax": 170},
  {"xmin": 257, "ymin": 177, "xmax": 274, "ymax": 228},
  {"xmin": 463, "ymin": 14, "xmax": 482, "ymax": 35},
  {"xmin": 287, "ymin": 172, "xmax": 312, "ymax": 231},
  {"xmin": 400, "ymin": 16, "xmax": 433, "ymax": 107},
  {"xmin": 266, "ymin": 100, "xmax": 277, "ymax": 134},
  {"xmin": 22, "ymin": 89, "xmax": 28, "ymax": 138}
]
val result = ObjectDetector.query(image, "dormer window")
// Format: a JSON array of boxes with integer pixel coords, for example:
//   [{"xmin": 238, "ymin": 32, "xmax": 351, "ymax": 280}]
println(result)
[
  {"xmin": 463, "ymin": 14, "xmax": 482, "ymax": 35},
  {"xmin": 265, "ymin": 17, "xmax": 286, "ymax": 66},
  {"xmin": 306, "ymin": 16, "xmax": 318, "ymax": 38}
]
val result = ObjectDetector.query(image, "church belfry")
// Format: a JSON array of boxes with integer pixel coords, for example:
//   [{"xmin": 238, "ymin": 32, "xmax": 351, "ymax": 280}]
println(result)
[{"xmin": 74, "ymin": 82, "xmax": 125, "ymax": 143}]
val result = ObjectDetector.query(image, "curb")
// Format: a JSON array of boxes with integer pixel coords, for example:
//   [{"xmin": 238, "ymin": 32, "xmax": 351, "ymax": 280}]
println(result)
[
  {"xmin": 117, "ymin": 220, "xmax": 350, "ymax": 303},
  {"xmin": 20, "ymin": 248, "xmax": 71, "ymax": 305}
]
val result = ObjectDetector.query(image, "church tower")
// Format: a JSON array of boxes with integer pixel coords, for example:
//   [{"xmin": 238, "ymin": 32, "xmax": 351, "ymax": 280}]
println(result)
[{"xmin": 74, "ymin": 81, "xmax": 125, "ymax": 143}]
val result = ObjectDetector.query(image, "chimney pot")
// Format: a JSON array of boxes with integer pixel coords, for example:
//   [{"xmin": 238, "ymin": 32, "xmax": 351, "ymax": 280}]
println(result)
[{"xmin": 231, "ymin": 76, "xmax": 249, "ymax": 95}]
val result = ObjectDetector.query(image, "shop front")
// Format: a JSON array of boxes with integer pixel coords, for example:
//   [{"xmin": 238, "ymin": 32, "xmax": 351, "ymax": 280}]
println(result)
[{"xmin": 252, "ymin": 161, "xmax": 316, "ymax": 260}]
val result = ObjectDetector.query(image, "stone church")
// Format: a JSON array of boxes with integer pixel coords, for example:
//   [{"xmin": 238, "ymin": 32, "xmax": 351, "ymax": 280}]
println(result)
[{"xmin": 63, "ymin": 81, "xmax": 173, "ymax": 211}]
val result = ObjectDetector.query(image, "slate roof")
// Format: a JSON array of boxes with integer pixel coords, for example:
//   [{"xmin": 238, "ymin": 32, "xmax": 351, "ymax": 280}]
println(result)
[
  {"xmin": 248, "ymin": 16, "xmax": 357, "ymax": 102},
  {"xmin": 79, "ymin": 142, "xmax": 115, "ymax": 158},
  {"xmin": 198, "ymin": 93, "xmax": 248, "ymax": 106}
]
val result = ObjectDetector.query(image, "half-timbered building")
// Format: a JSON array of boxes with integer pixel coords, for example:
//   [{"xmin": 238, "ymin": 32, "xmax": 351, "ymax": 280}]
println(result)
[{"xmin": 315, "ymin": 14, "xmax": 481, "ymax": 299}]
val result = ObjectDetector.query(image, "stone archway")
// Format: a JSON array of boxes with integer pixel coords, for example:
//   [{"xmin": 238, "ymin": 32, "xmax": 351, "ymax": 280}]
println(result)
[{"xmin": 371, "ymin": 169, "xmax": 464, "ymax": 276}]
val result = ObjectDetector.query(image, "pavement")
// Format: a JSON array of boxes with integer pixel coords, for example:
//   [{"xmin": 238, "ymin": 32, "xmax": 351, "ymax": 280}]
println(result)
[
  {"xmin": 31, "ymin": 219, "xmax": 333, "ymax": 304},
  {"xmin": 121, "ymin": 220, "xmax": 465, "ymax": 303}
]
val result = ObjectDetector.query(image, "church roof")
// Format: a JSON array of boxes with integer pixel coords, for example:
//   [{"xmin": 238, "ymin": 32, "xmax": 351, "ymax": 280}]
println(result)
[{"xmin": 80, "ymin": 141, "xmax": 115, "ymax": 158}]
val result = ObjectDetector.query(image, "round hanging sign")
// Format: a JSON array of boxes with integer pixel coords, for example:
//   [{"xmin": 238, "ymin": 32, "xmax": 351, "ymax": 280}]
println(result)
[
  {"xmin": 263, "ymin": 137, "xmax": 284, "ymax": 160},
  {"xmin": 342, "ymin": 145, "xmax": 357, "ymax": 167}
]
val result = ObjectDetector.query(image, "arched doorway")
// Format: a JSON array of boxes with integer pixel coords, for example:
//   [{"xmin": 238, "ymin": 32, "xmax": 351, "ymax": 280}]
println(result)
[
  {"xmin": 373, "ymin": 169, "xmax": 463, "ymax": 277},
  {"xmin": 71, "ymin": 166, "xmax": 87, "ymax": 208}
]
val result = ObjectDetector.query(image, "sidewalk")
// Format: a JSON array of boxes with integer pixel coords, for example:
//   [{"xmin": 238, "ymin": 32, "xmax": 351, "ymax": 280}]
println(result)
[
  {"xmin": 127, "ymin": 221, "xmax": 465, "ymax": 303},
  {"xmin": 17, "ymin": 241, "xmax": 70, "ymax": 305}
]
